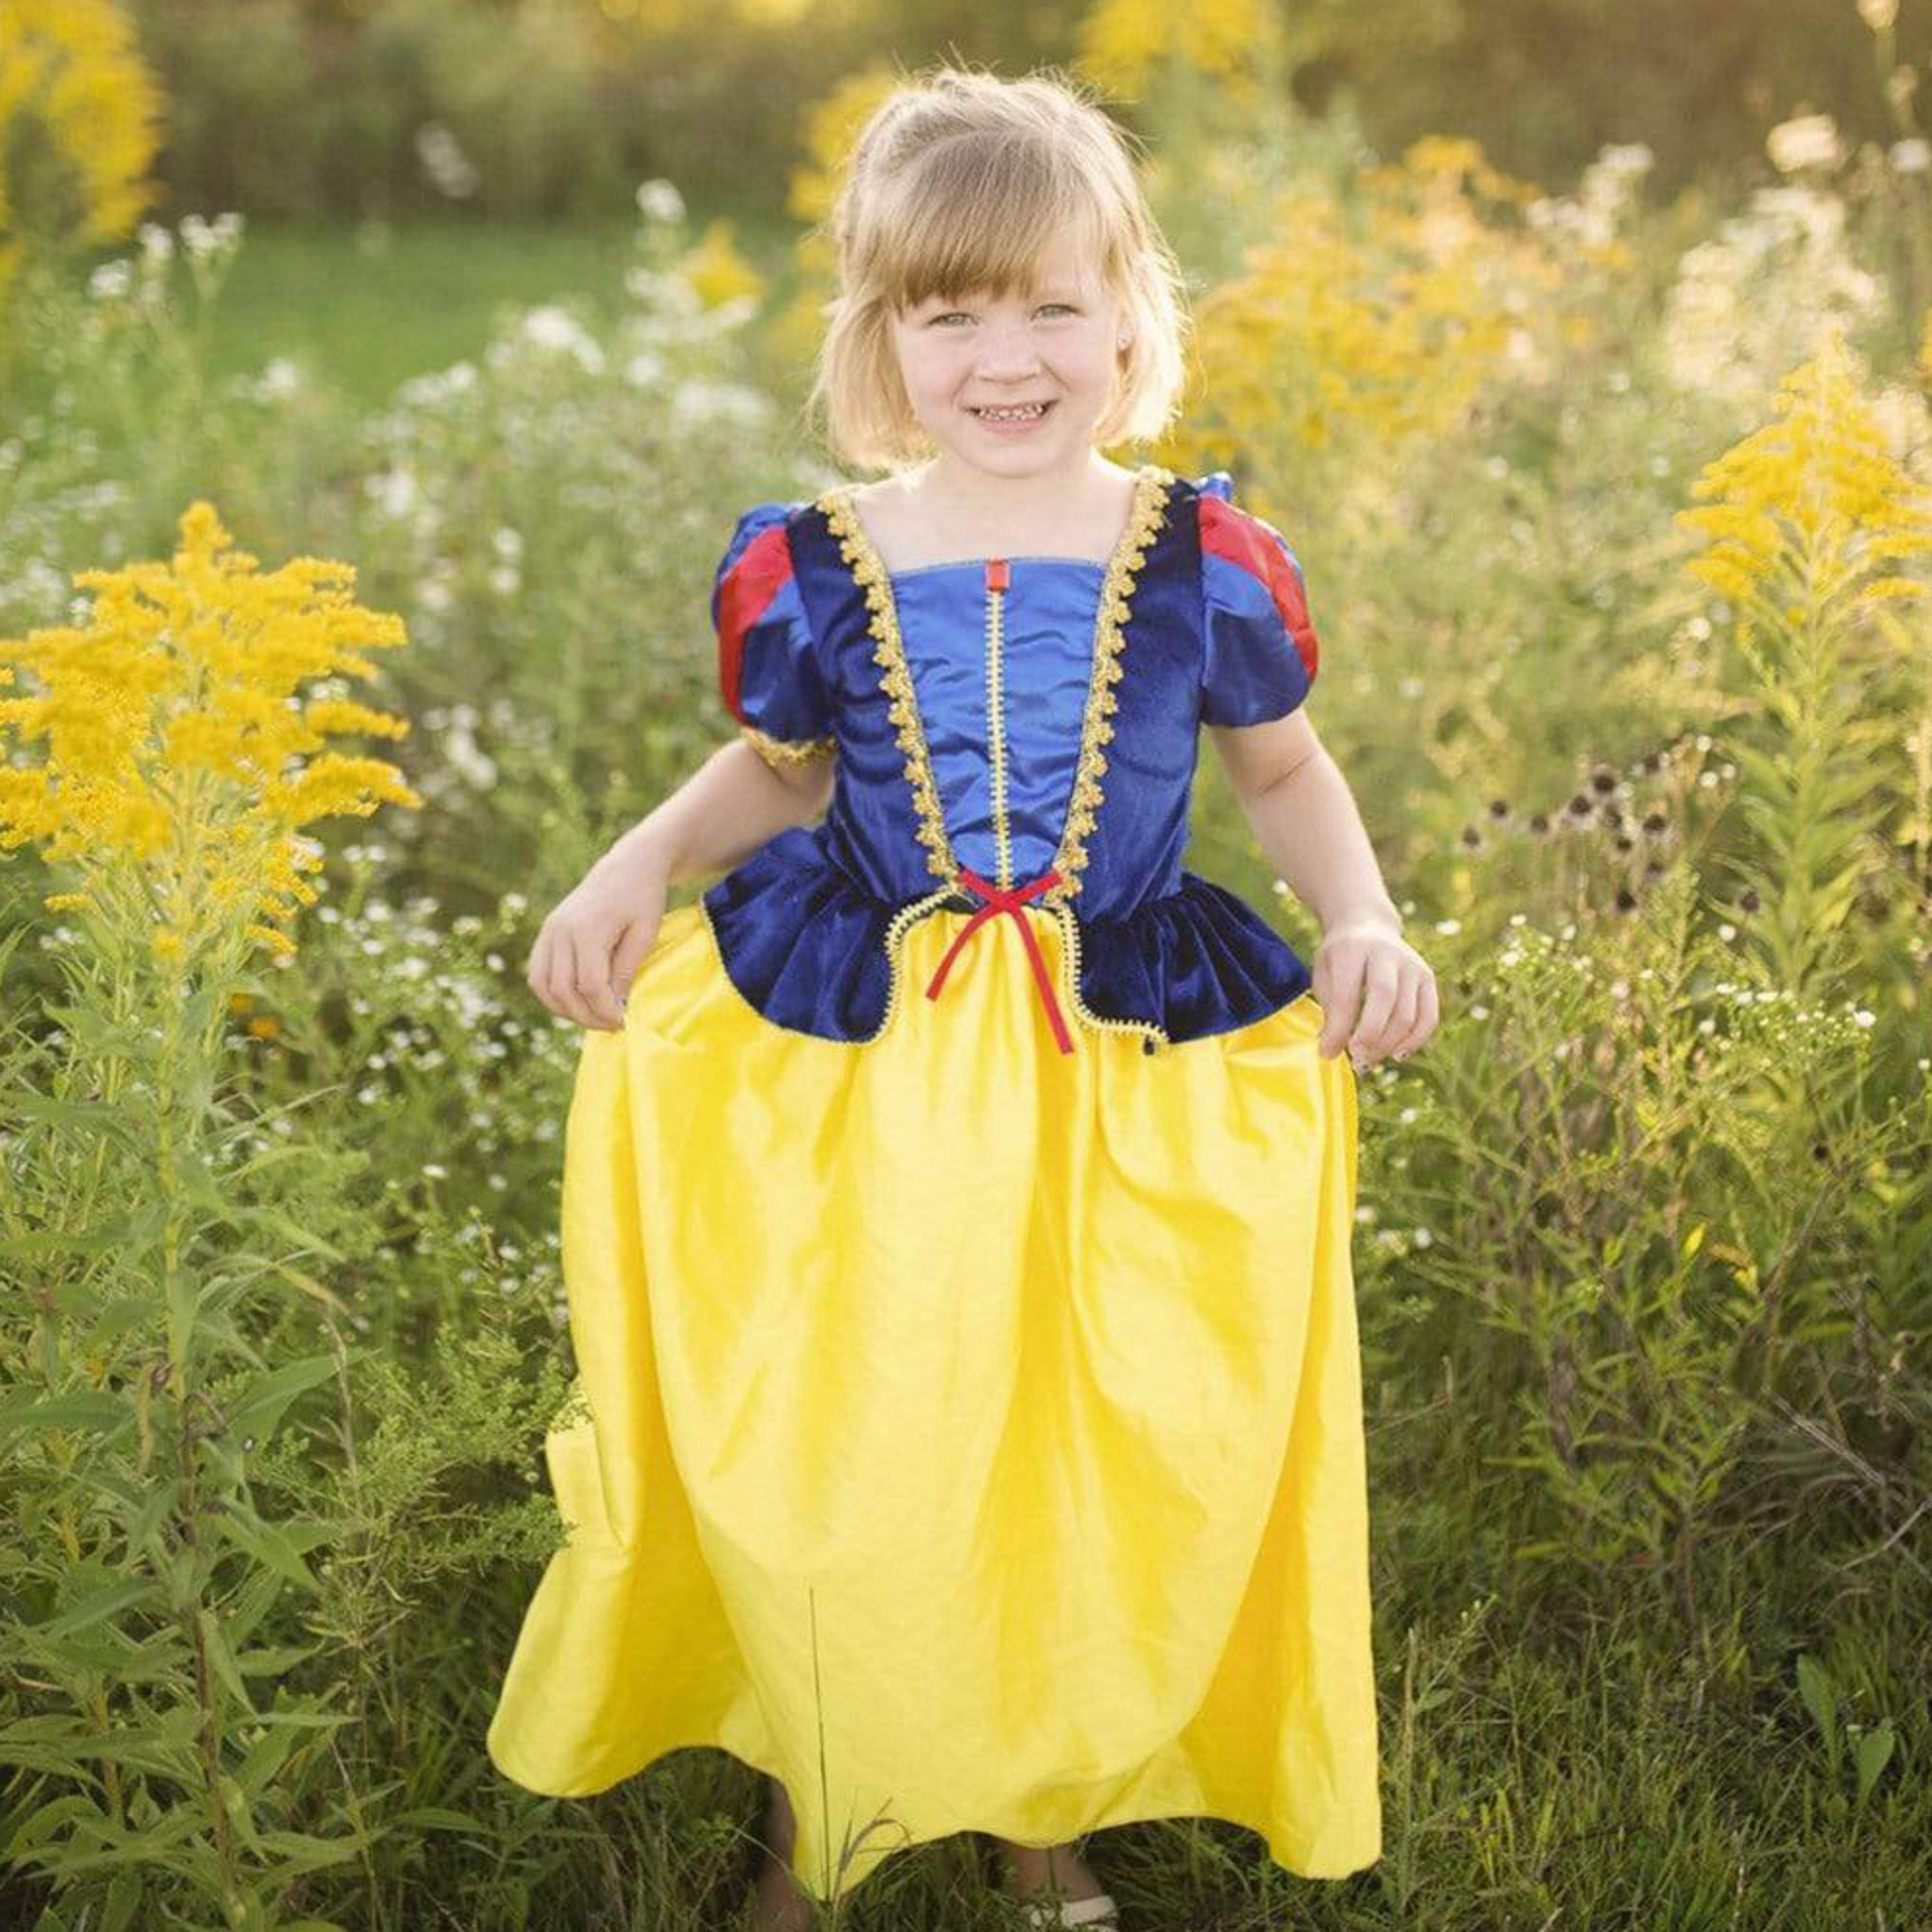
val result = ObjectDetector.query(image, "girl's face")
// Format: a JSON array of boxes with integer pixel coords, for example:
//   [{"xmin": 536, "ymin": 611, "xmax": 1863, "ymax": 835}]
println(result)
[{"xmin": 888, "ymin": 224, "xmax": 1127, "ymax": 481}]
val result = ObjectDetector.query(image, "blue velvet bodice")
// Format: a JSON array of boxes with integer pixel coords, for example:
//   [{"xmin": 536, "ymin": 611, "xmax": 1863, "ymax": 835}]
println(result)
[{"xmin": 702, "ymin": 464, "xmax": 1322, "ymax": 1055}]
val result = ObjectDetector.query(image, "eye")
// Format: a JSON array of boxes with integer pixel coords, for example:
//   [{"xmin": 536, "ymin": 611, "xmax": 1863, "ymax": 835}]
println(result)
[{"xmin": 929, "ymin": 303, "xmax": 1078, "ymax": 326}]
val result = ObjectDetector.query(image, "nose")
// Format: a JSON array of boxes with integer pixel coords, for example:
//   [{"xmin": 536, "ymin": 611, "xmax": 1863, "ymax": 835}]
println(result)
[{"xmin": 974, "ymin": 315, "xmax": 1042, "ymax": 375}]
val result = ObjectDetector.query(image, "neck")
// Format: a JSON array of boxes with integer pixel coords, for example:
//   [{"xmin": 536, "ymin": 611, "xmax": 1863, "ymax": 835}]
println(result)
[{"xmin": 913, "ymin": 451, "xmax": 1125, "ymax": 529}]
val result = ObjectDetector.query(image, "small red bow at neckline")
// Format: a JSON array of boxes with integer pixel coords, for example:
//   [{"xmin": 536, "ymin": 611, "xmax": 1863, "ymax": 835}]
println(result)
[{"xmin": 923, "ymin": 864, "xmax": 1077, "ymax": 1055}]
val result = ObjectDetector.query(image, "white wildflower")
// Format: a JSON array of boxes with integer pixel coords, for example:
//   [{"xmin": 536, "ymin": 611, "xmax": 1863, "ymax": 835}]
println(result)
[
  {"xmin": 635, "ymin": 177, "xmax": 686, "ymax": 225},
  {"xmin": 445, "ymin": 717, "xmax": 499, "ymax": 791},
  {"xmin": 623, "ymin": 349, "xmax": 667, "ymax": 390},
  {"xmin": 416, "ymin": 120, "xmax": 480, "ymax": 199},
  {"xmin": 256, "ymin": 357, "xmax": 302, "ymax": 400},
  {"xmin": 669, "ymin": 378, "xmax": 775, "ymax": 431},
  {"xmin": 1659, "ymin": 182, "xmax": 1883, "ymax": 400},
  {"xmin": 516, "ymin": 305, "xmax": 606, "ymax": 374},
  {"xmin": 1767, "ymin": 114, "xmax": 1844, "ymax": 175},
  {"xmin": 366, "ymin": 465, "xmax": 421, "ymax": 519}
]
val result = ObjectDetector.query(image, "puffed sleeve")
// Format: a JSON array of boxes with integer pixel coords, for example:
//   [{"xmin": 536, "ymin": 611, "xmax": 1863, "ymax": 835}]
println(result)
[
  {"xmin": 1194, "ymin": 471, "xmax": 1320, "ymax": 726},
  {"xmin": 712, "ymin": 501, "xmax": 838, "ymax": 770}
]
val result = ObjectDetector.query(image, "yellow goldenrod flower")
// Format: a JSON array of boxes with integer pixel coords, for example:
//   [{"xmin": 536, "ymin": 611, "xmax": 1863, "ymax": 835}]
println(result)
[
  {"xmin": 0, "ymin": 501, "xmax": 422, "ymax": 971},
  {"xmin": 1677, "ymin": 326, "xmax": 1932, "ymax": 621},
  {"xmin": 787, "ymin": 65, "xmax": 901, "ymax": 231},
  {"xmin": 1075, "ymin": 0, "xmax": 1284, "ymax": 106},
  {"xmin": 0, "ymin": 0, "xmax": 163, "ymax": 306},
  {"xmin": 1162, "ymin": 140, "xmax": 1557, "ymax": 487},
  {"xmin": 677, "ymin": 217, "xmax": 767, "ymax": 312},
  {"xmin": 770, "ymin": 63, "xmax": 902, "ymax": 377}
]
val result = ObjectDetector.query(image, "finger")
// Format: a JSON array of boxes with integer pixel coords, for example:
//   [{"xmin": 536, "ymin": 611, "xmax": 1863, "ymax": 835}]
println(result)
[
  {"xmin": 608, "ymin": 926, "xmax": 660, "ymax": 1027},
  {"xmin": 555, "ymin": 929, "xmax": 606, "ymax": 1032},
  {"xmin": 1314, "ymin": 951, "xmax": 1359, "ymax": 1057},
  {"xmin": 527, "ymin": 928, "xmax": 564, "ymax": 1021},
  {"xmin": 1349, "ymin": 961, "xmax": 1402, "ymax": 1062},
  {"xmin": 596, "ymin": 933, "xmax": 647, "ymax": 1032},
  {"xmin": 1390, "ymin": 972, "xmax": 1440, "ymax": 1058},
  {"xmin": 1377, "ymin": 973, "xmax": 1423, "ymax": 1058},
  {"xmin": 580, "ymin": 928, "xmax": 631, "ymax": 1033}
]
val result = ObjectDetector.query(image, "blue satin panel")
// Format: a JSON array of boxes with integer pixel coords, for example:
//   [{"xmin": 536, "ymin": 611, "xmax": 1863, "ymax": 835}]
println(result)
[
  {"xmin": 889, "ymin": 561, "xmax": 1100, "ymax": 888},
  {"xmin": 698, "ymin": 472, "xmax": 1316, "ymax": 1049}
]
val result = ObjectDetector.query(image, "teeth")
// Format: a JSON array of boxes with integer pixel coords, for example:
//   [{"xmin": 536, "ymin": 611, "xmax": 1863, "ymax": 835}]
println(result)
[{"xmin": 974, "ymin": 404, "xmax": 1047, "ymax": 422}]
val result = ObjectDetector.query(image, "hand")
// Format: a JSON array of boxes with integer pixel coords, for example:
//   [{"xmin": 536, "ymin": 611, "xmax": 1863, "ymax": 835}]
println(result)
[
  {"xmin": 525, "ymin": 843, "xmax": 672, "ymax": 1033},
  {"xmin": 1312, "ymin": 913, "xmax": 1439, "ymax": 1070}
]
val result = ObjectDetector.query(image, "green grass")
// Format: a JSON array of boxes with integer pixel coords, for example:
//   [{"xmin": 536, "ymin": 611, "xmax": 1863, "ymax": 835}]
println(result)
[
  {"xmin": 198, "ymin": 216, "xmax": 646, "ymax": 408},
  {"xmin": 186, "ymin": 208, "xmax": 808, "ymax": 410}
]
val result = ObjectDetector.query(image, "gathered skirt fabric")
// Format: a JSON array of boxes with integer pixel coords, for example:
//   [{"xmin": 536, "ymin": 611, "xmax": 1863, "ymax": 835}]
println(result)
[{"xmin": 485, "ymin": 898, "xmax": 1381, "ymax": 1902}]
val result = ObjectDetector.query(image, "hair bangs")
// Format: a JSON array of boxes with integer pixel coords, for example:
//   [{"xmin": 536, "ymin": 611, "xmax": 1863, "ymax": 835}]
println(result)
[{"xmin": 878, "ymin": 148, "xmax": 1107, "ymax": 315}]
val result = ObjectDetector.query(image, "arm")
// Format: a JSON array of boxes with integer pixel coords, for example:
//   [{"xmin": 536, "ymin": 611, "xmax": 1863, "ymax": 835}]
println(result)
[
  {"xmin": 602, "ymin": 738, "xmax": 834, "ymax": 888},
  {"xmin": 1208, "ymin": 710, "xmax": 1438, "ymax": 1065},
  {"xmin": 1207, "ymin": 710, "xmax": 1400, "ymax": 934}
]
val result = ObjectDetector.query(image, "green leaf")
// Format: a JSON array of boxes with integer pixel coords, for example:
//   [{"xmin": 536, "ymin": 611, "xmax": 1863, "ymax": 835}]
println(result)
[
  {"xmin": 233, "ymin": 1641, "xmax": 323, "ymax": 1676},
  {"xmin": 1853, "ymin": 1721, "xmax": 1896, "ymax": 1803},
  {"xmin": 211, "ymin": 1508, "xmax": 332, "ymax": 1595},
  {"xmin": 2, "ymin": 1792, "xmax": 105, "ymax": 1856},
  {"xmin": 224, "ymin": 1199, "xmax": 349, "ymax": 1264},
  {"xmin": 250, "ymin": 1825, "xmax": 374, "ymax": 1875},
  {"xmin": 234, "ymin": 1716, "xmax": 306, "ymax": 1799},
  {"xmin": 0, "ymin": 1390, "xmax": 129, "ymax": 1455},
  {"xmin": 1795, "ymin": 1653, "xmax": 1836, "ymax": 1752},
  {"xmin": 391, "ymin": 1806, "xmax": 491, "ymax": 1835},
  {"xmin": 198, "ymin": 1606, "xmax": 259, "ymax": 1719},
  {"xmin": 35, "ymin": 1575, "xmax": 162, "ymax": 1642},
  {"xmin": 0, "ymin": 1091, "xmax": 150, "ymax": 1157},
  {"xmin": 101, "ymin": 1867, "xmax": 145, "ymax": 1932},
  {"xmin": 222, "ymin": 1353, "xmax": 341, "ymax": 1444}
]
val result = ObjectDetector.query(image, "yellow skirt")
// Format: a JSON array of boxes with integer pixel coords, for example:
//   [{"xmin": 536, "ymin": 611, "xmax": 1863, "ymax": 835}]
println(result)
[{"xmin": 486, "ymin": 898, "xmax": 1380, "ymax": 1902}]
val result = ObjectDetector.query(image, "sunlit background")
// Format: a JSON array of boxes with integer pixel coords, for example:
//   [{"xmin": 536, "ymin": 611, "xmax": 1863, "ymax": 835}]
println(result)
[{"xmin": 4, "ymin": 2, "xmax": 1931, "ymax": 1927}]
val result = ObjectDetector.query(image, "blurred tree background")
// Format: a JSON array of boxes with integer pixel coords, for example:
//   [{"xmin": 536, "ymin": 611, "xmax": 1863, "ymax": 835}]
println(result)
[{"xmin": 125, "ymin": 0, "xmax": 1932, "ymax": 224}]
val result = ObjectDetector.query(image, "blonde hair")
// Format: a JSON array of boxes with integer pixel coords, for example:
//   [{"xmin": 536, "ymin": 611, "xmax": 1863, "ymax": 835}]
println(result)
[{"xmin": 804, "ymin": 62, "xmax": 1193, "ymax": 474}]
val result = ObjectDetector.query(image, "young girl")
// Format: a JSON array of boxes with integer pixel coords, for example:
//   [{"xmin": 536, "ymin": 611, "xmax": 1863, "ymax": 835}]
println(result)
[{"xmin": 488, "ymin": 62, "xmax": 1438, "ymax": 1932}]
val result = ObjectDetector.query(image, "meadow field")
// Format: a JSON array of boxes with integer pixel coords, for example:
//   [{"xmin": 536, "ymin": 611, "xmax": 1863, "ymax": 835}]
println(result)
[{"xmin": 3, "ymin": 3, "xmax": 1930, "ymax": 1928}]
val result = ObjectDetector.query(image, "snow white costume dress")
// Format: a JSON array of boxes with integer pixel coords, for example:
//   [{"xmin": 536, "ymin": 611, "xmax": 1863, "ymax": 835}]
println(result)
[{"xmin": 486, "ymin": 464, "xmax": 1381, "ymax": 1902}]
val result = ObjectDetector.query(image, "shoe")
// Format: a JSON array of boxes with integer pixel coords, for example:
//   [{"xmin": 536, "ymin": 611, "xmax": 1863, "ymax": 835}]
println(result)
[{"xmin": 1015, "ymin": 1892, "xmax": 1120, "ymax": 1929}]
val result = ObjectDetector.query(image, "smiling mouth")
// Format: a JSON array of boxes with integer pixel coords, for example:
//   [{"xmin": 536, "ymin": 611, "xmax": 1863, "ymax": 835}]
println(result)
[{"xmin": 967, "ymin": 400, "xmax": 1056, "ymax": 421}]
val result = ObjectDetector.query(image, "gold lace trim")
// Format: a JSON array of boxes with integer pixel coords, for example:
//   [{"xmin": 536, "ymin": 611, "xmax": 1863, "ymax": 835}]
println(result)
[
  {"xmin": 1047, "ymin": 900, "xmax": 1170, "ymax": 1053},
  {"xmin": 816, "ymin": 463, "xmax": 1173, "ymax": 907},
  {"xmin": 1042, "ymin": 465, "xmax": 1172, "ymax": 908},
  {"xmin": 817, "ymin": 487, "xmax": 960, "ymax": 888},
  {"xmin": 860, "ymin": 885, "xmax": 963, "ymax": 1043},
  {"xmin": 740, "ymin": 721, "xmax": 836, "ymax": 768}
]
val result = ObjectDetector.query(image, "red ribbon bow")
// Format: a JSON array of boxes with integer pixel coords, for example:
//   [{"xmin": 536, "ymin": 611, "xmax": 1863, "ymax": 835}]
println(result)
[{"xmin": 924, "ymin": 865, "xmax": 1077, "ymax": 1055}]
